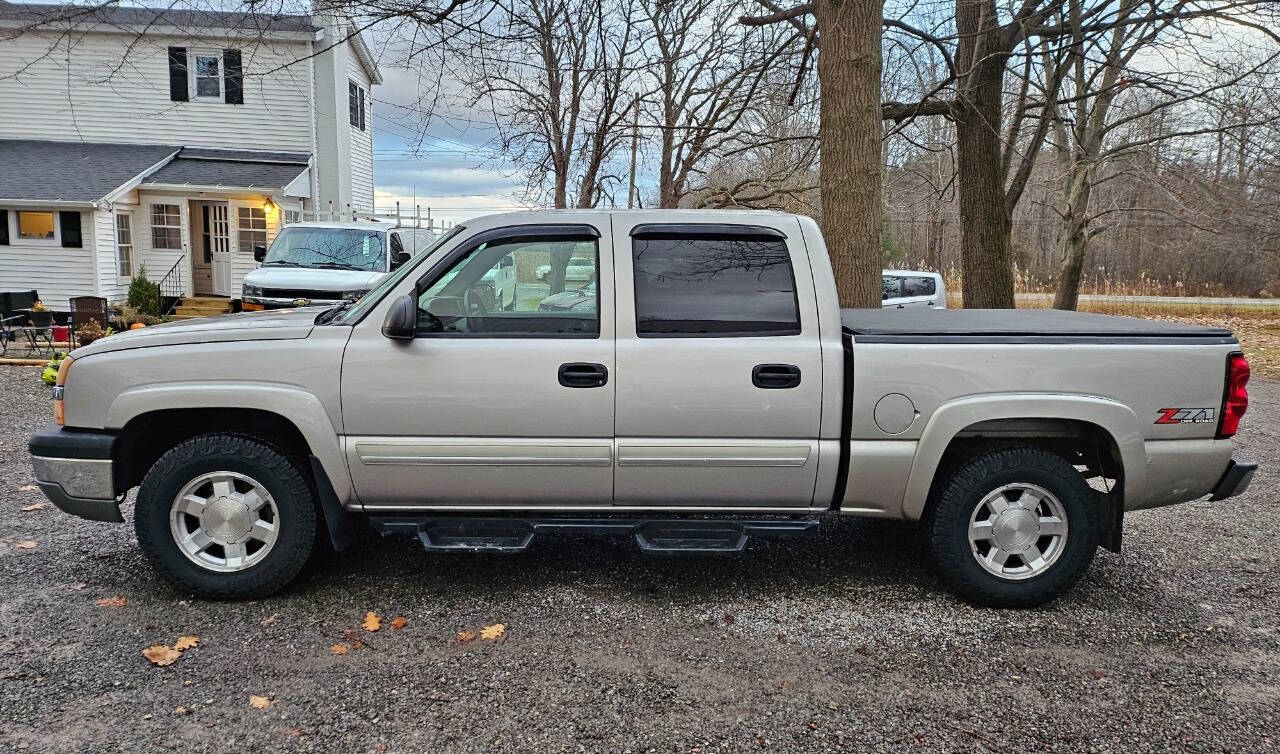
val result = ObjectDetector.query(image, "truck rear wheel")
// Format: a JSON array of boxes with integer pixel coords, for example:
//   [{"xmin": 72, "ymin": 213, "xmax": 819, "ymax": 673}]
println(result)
[
  {"xmin": 928, "ymin": 445, "xmax": 1096, "ymax": 608},
  {"xmin": 134, "ymin": 433, "xmax": 318, "ymax": 599}
]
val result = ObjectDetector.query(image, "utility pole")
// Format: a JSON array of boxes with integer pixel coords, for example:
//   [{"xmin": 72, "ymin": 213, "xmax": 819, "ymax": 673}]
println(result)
[{"xmin": 627, "ymin": 97, "xmax": 640, "ymax": 209}]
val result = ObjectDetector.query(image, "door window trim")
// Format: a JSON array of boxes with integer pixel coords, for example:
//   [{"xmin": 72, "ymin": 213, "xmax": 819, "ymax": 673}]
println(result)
[{"xmin": 412, "ymin": 223, "xmax": 604, "ymax": 340}]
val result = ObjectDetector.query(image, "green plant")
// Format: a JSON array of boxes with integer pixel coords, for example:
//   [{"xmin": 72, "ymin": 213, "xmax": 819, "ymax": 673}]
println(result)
[
  {"xmin": 31, "ymin": 300, "xmax": 48, "ymax": 312},
  {"xmin": 127, "ymin": 267, "xmax": 162, "ymax": 316}
]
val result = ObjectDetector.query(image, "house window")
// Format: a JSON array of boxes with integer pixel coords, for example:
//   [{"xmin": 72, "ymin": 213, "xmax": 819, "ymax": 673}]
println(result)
[
  {"xmin": 194, "ymin": 53, "xmax": 221, "ymax": 98},
  {"xmin": 115, "ymin": 213, "xmax": 133, "ymax": 277},
  {"xmin": 284, "ymin": 209, "xmax": 302, "ymax": 225},
  {"xmin": 349, "ymin": 80, "xmax": 366, "ymax": 131},
  {"xmin": 237, "ymin": 206, "xmax": 267, "ymax": 256},
  {"xmin": 151, "ymin": 204, "xmax": 182, "ymax": 250},
  {"xmin": 17, "ymin": 211, "xmax": 55, "ymax": 239}
]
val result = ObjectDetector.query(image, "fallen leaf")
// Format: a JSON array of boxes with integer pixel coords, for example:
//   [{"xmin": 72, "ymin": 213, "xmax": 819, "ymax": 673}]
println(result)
[
  {"xmin": 21, "ymin": 503, "xmax": 44, "ymax": 512},
  {"xmin": 174, "ymin": 636, "xmax": 199, "ymax": 651},
  {"xmin": 182, "ymin": 680, "xmax": 193, "ymax": 687},
  {"xmin": 19, "ymin": 484, "xmax": 37, "ymax": 492},
  {"xmin": 362, "ymin": 612, "xmax": 382, "ymax": 632},
  {"xmin": 284, "ymin": 727, "xmax": 306, "ymax": 738},
  {"xmin": 780, "ymin": 679, "xmax": 792, "ymax": 691},
  {"xmin": 342, "ymin": 628, "xmax": 360, "ymax": 641},
  {"xmin": 479, "ymin": 623, "xmax": 506, "ymax": 641},
  {"xmin": 249, "ymin": 695, "xmax": 272, "ymax": 710},
  {"xmin": 330, "ymin": 643, "xmax": 350, "ymax": 655},
  {"xmin": 15, "ymin": 540, "xmax": 36, "ymax": 550},
  {"xmin": 1087, "ymin": 668, "xmax": 1106, "ymax": 681},
  {"xmin": 351, "ymin": 640, "xmax": 366, "ymax": 650},
  {"xmin": 174, "ymin": 706, "xmax": 190, "ymax": 716},
  {"xmin": 390, "ymin": 616, "xmax": 408, "ymax": 630},
  {"xmin": 261, "ymin": 613, "xmax": 279, "ymax": 626},
  {"xmin": 96, "ymin": 596, "xmax": 127, "ymax": 607},
  {"xmin": 456, "ymin": 631, "xmax": 475, "ymax": 644},
  {"xmin": 142, "ymin": 644, "xmax": 181, "ymax": 667}
]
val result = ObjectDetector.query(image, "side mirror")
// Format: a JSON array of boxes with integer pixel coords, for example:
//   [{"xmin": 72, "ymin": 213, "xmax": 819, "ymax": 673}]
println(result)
[
  {"xmin": 381, "ymin": 294, "xmax": 416, "ymax": 339},
  {"xmin": 253, "ymin": 245, "xmax": 267, "ymax": 262},
  {"xmin": 390, "ymin": 250, "xmax": 411, "ymax": 270}
]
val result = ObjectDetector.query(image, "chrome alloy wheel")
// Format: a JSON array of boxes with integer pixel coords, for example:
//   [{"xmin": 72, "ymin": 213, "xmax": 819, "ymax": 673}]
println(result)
[
  {"xmin": 967, "ymin": 483, "xmax": 1068, "ymax": 581},
  {"xmin": 169, "ymin": 471, "xmax": 280, "ymax": 573}
]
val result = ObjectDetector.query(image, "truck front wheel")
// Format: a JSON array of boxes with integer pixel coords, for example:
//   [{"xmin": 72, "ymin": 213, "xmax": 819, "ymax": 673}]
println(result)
[
  {"xmin": 928, "ymin": 445, "xmax": 1096, "ymax": 608},
  {"xmin": 134, "ymin": 433, "xmax": 319, "ymax": 599}
]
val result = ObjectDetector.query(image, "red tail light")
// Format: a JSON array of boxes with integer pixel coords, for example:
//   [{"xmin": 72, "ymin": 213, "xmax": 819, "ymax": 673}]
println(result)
[{"xmin": 1218, "ymin": 352, "xmax": 1249, "ymax": 438}]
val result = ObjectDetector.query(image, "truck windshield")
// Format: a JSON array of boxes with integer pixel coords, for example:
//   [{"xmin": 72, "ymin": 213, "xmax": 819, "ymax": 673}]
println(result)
[
  {"xmin": 330, "ymin": 225, "xmax": 466, "ymax": 325},
  {"xmin": 264, "ymin": 227, "xmax": 387, "ymax": 272}
]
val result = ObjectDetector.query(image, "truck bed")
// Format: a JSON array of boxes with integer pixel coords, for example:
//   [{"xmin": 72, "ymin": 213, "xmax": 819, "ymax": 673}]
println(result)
[{"xmin": 841, "ymin": 308, "xmax": 1237, "ymax": 344}]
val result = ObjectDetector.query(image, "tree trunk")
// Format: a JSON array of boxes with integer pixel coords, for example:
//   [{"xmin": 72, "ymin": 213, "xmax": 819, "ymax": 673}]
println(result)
[
  {"xmin": 817, "ymin": 0, "xmax": 883, "ymax": 308},
  {"xmin": 954, "ymin": 0, "xmax": 1015, "ymax": 309},
  {"xmin": 1051, "ymin": 164, "xmax": 1092, "ymax": 310}
]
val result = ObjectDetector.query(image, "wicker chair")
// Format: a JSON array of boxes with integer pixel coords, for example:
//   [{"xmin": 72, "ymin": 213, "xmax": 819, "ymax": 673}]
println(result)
[{"xmin": 69, "ymin": 296, "xmax": 109, "ymax": 349}]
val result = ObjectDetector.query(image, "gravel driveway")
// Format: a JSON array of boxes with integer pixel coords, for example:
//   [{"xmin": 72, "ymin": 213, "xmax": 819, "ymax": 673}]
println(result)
[{"xmin": 1, "ymin": 366, "xmax": 1275, "ymax": 753}]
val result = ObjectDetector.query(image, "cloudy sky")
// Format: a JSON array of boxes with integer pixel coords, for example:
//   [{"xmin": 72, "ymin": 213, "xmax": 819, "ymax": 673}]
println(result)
[{"xmin": 367, "ymin": 64, "xmax": 533, "ymax": 227}]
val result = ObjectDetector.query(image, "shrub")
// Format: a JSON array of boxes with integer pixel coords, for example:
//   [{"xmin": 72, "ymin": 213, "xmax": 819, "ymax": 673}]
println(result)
[
  {"xmin": 127, "ymin": 267, "xmax": 162, "ymax": 316},
  {"xmin": 117, "ymin": 304, "xmax": 164, "ymax": 327},
  {"xmin": 75, "ymin": 318, "xmax": 113, "ymax": 346}
]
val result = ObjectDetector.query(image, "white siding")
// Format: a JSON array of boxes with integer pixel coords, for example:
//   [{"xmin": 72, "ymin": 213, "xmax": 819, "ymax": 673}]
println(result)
[
  {"xmin": 0, "ymin": 209, "xmax": 95, "ymax": 310},
  {"xmin": 92, "ymin": 208, "xmax": 129, "ymax": 302},
  {"xmin": 346, "ymin": 53, "xmax": 375, "ymax": 214},
  {"xmin": 134, "ymin": 196, "xmax": 190, "ymax": 294},
  {"xmin": 227, "ymin": 198, "xmax": 281, "ymax": 297},
  {"xmin": 0, "ymin": 32, "xmax": 313, "ymax": 152}
]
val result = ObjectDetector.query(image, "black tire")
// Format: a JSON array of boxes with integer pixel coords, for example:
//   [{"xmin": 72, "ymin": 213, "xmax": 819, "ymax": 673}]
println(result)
[
  {"xmin": 928, "ymin": 445, "xmax": 1096, "ymax": 608},
  {"xmin": 134, "ymin": 433, "xmax": 319, "ymax": 599}
]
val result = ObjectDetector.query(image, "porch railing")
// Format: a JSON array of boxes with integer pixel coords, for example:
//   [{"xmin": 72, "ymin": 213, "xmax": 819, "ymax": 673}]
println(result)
[{"xmin": 158, "ymin": 255, "xmax": 186, "ymax": 316}]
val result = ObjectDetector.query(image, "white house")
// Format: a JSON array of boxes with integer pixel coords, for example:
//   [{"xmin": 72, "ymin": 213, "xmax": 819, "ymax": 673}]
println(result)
[{"xmin": 0, "ymin": 1, "xmax": 381, "ymax": 309}]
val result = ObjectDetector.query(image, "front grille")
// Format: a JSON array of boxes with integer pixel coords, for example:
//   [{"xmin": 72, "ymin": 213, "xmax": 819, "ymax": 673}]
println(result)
[{"xmin": 261, "ymin": 289, "xmax": 344, "ymax": 300}]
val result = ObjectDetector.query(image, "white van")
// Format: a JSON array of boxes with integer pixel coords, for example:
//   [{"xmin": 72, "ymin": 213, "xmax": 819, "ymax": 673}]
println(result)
[
  {"xmin": 882, "ymin": 269, "xmax": 946, "ymax": 309},
  {"xmin": 242, "ymin": 221, "xmax": 438, "ymax": 310}
]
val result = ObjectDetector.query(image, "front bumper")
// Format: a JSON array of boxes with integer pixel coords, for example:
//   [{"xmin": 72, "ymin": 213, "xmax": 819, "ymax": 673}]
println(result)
[
  {"xmin": 1209, "ymin": 457, "xmax": 1256, "ymax": 501},
  {"xmin": 28, "ymin": 425, "xmax": 122, "ymax": 523}
]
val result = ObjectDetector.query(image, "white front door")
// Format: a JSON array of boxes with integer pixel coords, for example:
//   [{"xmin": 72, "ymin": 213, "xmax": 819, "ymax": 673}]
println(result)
[{"xmin": 210, "ymin": 203, "xmax": 232, "ymax": 296}]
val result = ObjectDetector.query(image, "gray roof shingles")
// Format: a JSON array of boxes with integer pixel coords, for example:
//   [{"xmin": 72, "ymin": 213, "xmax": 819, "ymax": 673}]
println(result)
[
  {"xmin": 142, "ymin": 156, "xmax": 307, "ymax": 191},
  {"xmin": 0, "ymin": 139, "xmax": 178, "ymax": 203},
  {"xmin": 0, "ymin": 140, "xmax": 312, "ymax": 202}
]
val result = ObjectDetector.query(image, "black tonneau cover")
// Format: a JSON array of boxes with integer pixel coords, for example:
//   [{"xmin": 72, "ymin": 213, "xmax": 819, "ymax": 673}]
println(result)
[{"xmin": 841, "ymin": 308, "xmax": 1236, "ymax": 345}]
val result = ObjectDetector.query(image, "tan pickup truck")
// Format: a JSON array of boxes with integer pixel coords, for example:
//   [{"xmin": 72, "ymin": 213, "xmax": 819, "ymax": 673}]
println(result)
[{"xmin": 29, "ymin": 210, "xmax": 1254, "ymax": 607}]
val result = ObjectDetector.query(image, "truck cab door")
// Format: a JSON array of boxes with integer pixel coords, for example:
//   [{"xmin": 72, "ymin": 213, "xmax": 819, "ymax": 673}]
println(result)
[
  {"xmin": 339, "ymin": 221, "xmax": 615, "ymax": 508},
  {"xmin": 611, "ymin": 215, "xmax": 823, "ymax": 508}
]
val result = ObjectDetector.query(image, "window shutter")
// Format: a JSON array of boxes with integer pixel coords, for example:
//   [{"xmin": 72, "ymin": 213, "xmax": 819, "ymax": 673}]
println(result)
[
  {"xmin": 168, "ymin": 47, "xmax": 188, "ymax": 101},
  {"xmin": 359, "ymin": 86, "xmax": 366, "ymax": 131},
  {"xmin": 224, "ymin": 48, "xmax": 243, "ymax": 104},
  {"xmin": 0, "ymin": 210, "xmax": 8, "ymax": 245},
  {"xmin": 59, "ymin": 211, "xmax": 82, "ymax": 248}
]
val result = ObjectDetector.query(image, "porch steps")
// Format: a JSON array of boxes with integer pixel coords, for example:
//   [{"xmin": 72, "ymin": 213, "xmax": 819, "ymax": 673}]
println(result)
[{"xmin": 170, "ymin": 296, "xmax": 233, "ymax": 320}]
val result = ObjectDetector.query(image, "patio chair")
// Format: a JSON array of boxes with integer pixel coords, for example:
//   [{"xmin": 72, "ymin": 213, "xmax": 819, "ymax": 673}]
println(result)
[
  {"xmin": 0, "ymin": 314, "xmax": 23, "ymax": 357},
  {"xmin": 69, "ymin": 296, "xmax": 109, "ymax": 350},
  {"xmin": 1, "ymin": 290, "xmax": 38, "ymax": 319}
]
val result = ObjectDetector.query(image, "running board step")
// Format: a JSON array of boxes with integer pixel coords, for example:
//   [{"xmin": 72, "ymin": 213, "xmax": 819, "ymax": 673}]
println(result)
[{"xmin": 370, "ymin": 517, "xmax": 819, "ymax": 555}]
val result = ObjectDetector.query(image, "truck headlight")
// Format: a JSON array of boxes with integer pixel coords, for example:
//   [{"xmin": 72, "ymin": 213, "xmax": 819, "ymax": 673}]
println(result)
[
  {"xmin": 243, "ymin": 284, "xmax": 263, "ymax": 298},
  {"xmin": 341, "ymin": 289, "xmax": 369, "ymax": 301}
]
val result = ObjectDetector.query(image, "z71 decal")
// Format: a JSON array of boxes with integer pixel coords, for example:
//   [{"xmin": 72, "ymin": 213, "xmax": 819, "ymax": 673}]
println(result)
[{"xmin": 1155, "ymin": 408, "xmax": 1216, "ymax": 425}]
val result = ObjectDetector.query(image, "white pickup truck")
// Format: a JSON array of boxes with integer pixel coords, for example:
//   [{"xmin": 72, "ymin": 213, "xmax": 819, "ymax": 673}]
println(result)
[{"xmin": 29, "ymin": 210, "xmax": 1254, "ymax": 607}]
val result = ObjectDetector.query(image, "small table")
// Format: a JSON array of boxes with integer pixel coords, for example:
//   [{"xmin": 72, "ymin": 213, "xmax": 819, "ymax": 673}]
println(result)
[{"xmin": 11, "ymin": 309, "xmax": 55, "ymax": 357}]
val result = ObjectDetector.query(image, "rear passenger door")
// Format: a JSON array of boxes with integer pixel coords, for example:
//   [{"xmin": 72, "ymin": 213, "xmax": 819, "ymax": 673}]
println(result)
[{"xmin": 612, "ymin": 215, "xmax": 823, "ymax": 508}]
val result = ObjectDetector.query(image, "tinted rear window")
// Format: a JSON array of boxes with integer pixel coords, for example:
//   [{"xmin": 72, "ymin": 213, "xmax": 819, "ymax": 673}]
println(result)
[{"xmin": 632, "ymin": 235, "xmax": 800, "ymax": 337}]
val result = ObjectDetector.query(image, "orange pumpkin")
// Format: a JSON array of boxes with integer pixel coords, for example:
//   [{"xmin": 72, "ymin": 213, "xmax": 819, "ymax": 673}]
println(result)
[{"xmin": 130, "ymin": 322, "xmax": 147, "ymax": 330}]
